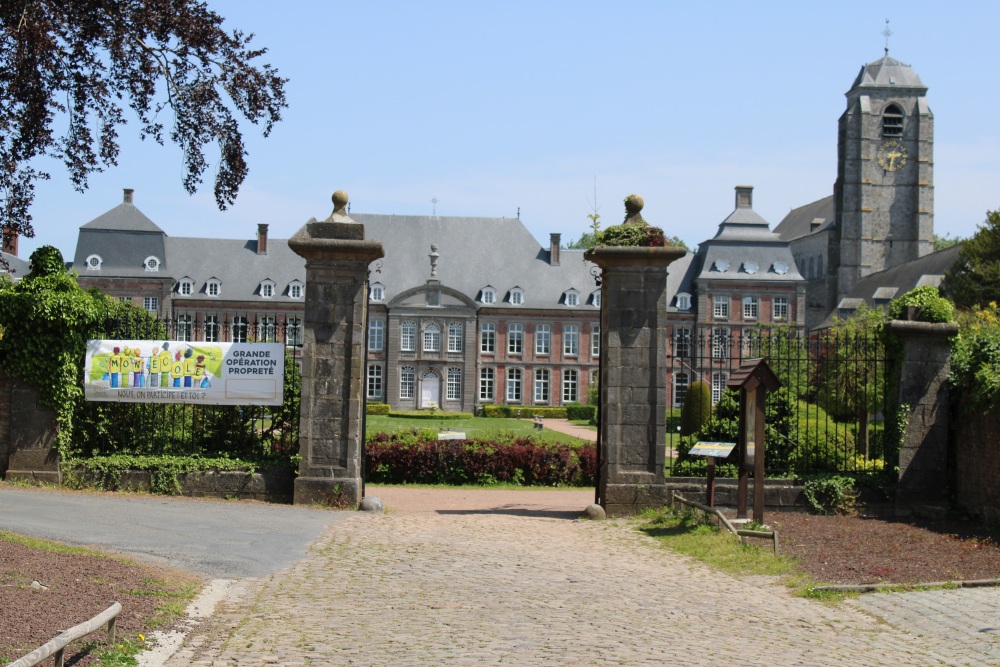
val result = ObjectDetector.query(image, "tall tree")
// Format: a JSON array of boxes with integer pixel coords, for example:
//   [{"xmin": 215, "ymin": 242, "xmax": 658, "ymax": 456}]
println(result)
[
  {"xmin": 0, "ymin": 0, "xmax": 288, "ymax": 240},
  {"xmin": 941, "ymin": 210, "xmax": 1000, "ymax": 308}
]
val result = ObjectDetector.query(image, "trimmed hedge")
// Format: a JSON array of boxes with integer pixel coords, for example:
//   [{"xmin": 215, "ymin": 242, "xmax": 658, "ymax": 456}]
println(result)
[
  {"xmin": 565, "ymin": 403, "xmax": 597, "ymax": 421},
  {"xmin": 386, "ymin": 410, "xmax": 474, "ymax": 420},
  {"xmin": 365, "ymin": 432, "xmax": 596, "ymax": 486},
  {"xmin": 482, "ymin": 405, "xmax": 568, "ymax": 418},
  {"xmin": 366, "ymin": 402, "xmax": 391, "ymax": 415}
]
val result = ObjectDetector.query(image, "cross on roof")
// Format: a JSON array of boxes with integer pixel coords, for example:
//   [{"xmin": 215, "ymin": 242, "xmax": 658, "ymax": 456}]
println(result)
[{"xmin": 882, "ymin": 19, "xmax": 893, "ymax": 55}]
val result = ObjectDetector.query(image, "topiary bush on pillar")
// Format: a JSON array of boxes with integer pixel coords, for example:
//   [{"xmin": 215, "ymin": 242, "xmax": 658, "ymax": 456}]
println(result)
[{"xmin": 679, "ymin": 380, "xmax": 712, "ymax": 436}]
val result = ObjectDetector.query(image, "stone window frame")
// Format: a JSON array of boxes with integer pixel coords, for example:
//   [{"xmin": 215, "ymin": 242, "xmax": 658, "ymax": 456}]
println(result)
[
  {"xmin": 591, "ymin": 324, "xmax": 600, "ymax": 358},
  {"xmin": 177, "ymin": 279, "xmax": 194, "ymax": 296},
  {"xmin": 713, "ymin": 295, "xmax": 729, "ymax": 319},
  {"xmin": 479, "ymin": 366, "xmax": 495, "ymax": 402},
  {"xmin": 509, "ymin": 287, "xmax": 524, "ymax": 306},
  {"xmin": 711, "ymin": 372, "xmax": 728, "ymax": 404},
  {"xmin": 143, "ymin": 255, "xmax": 161, "ymax": 272},
  {"xmin": 674, "ymin": 326, "xmax": 691, "ymax": 358},
  {"xmin": 562, "ymin": 368, "xmax": 578, "ymax": 403},
  {"xmin": 742, "ymin": 296, "xmax": 759, "ymax": 321},
  {"xmin": 480, "ymin": 286, "xmax": 497, "ymax": 305},
  {"xmin": 447, "ymin": 322, "xmax": 463, "ymax": 353},
  {"xmin": 673, "ymin": 372, "xmax": 689, "ymax": 408},
  {"xmin": 366, "ymin": 364, "xmax": 383, "ymax": 400},
  {"xmin": 232, "ymin": 315, "xmax": 249, "ymax": 343},
  {"xmin": 480, "ymin": 322, "xmax": 495, "ymax": 354},
  {"xmin": 591, "ymin": 290, "xmax": 601, "ymax": 308},
  {"xmin": 289, "ymin": 281, "xmax": 304, "ymax": 300},
  {"xmin": 400, "ymin": 321, "xmax": 417, "ymax": 352},
  {"xmin": 535, "ymin": 324, "xmax": 551, "ymax": 356},
  {"xmin": 533, "ymin": 368, "xmax": 550, "ymax": 404},
  {"xmin": 447, "ymin": 367, "xmax": 462, "ymax": 400},
  {"xmin": 370, "ymin": 282, "xmax": 385, "ymax": 302},
  {"xmin": 711, "ymin": 327, "xmax": 729, "ymax": 360},
  {"xmin": 773, "ymin": 296, "xmax": 789, "ymax": 322},
  {"xmin": 259, "ymin": 316, "xmax": 278, "ymax": 342},
  {"xmin": 508, "ymin": 323, "xmax": 524, "ymax": 355},
  {"xmin": 86, "ymin": 254, "xmax": 103, "ymax": 270},
  {"xmin": 563, "ymin": 289, "xmax": 580, "ymax": 307},
  {"xmin": 206, "ymin": 280, "xmax": 221, "ymax": 297},
  {"xmin": 563, "ymin": 324, "xmax": 580, "ymax": 356},
  {"xmin": 287, "ymin": 317, "xmax": 302, "ymax": 346},
  {"xmin": 423, "ymin": 323, "xmax": 441, "ymax": 353},
  {"xmin": 675, "ymin": 292, "xmax": 692, "ymax": 311},
  {"xmin": 143, "ymin": 296, "xmax": 159, "ymax": 313},
  {"xmin": 176, "ymin": 314, "xmax": 192, "ymax": 342},
  {"xmin": 204, "ymin": 315, "xmax": 220, "ymax": 343},
  {"xmin": 259, "ymin": 280, "xmax": 276, "ymax": 299},
  {"xmin": 400, "ymin": 366, "xmax": 415, "ymax": 399},
  {"xmin": 369, "ymin": 319, "xmax": 384, "ymax": 351},
  {"xmin": 882, "ymin": 102, "xmax": 904, "ymax": 137},
  {"xmin": 506, "ymin": 367, "xmax": 522, "ymax": 403}
]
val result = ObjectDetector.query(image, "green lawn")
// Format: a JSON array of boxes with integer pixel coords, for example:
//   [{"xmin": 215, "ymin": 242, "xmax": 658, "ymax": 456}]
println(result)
[{"xmin": 365, "ymin": 415, "xmax": 588, "ymax": 446}]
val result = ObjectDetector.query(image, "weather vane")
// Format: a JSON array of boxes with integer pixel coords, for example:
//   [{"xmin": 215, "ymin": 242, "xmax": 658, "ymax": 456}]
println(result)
[
  {"xmin": 431, "ymin": 196, "xmax": 438, "ymax": 216},
  {"xmin": 882, "ymin": 19, "xmax": 892, "ymax": 55}
]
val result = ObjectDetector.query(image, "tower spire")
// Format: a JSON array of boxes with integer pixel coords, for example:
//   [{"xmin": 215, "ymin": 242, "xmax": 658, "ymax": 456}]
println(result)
[{"xmin": 882, "ymin": 18, "xmax": 892, "ymax": 55}]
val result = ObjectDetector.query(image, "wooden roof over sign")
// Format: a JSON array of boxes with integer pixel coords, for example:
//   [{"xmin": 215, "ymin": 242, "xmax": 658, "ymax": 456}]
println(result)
[{"xmin": 726, "ymin": 358, "xmax": 781, "ymax": 393}]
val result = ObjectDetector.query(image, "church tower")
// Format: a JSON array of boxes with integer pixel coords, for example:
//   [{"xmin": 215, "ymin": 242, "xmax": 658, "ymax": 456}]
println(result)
[{"xmin": 831, "ymin": 53, "xmax": 934, "ymax": 301}]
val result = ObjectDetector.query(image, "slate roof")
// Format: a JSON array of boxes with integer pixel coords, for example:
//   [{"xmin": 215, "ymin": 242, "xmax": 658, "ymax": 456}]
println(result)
[
  {"xmin": 774, "ymin": 196, "xmax": 835, "ymax": 242},
  {"xmin": 665, "ymin": 252, "xmax": 696, "ymax": 312},
  {"xmin": 849, "ymin": 55, "xmax": 927, "ymax": 92},
  {"xmin": 352, "ymin": 214, "xmax": 601, "ymax": 309},
  {"xmin": 73, "ymin": 195, "xmax": 169, "ymax": 278},
  {"xmin": 1, "ymin": 252, "xmax": 30, "ymax": 280},
  {"xmin": 694, "ymin": 189, "xmax": 804, "ymax": 284}
]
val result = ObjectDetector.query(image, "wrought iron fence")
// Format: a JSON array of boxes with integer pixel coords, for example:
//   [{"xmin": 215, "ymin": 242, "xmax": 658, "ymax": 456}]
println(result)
[
  {"xmin": 72, "ymin": 313, "xmax": 301, "ymax": 462},
  {"xmin": 665, "ymin": 327, "xmax": 893, "ymax": 477}
]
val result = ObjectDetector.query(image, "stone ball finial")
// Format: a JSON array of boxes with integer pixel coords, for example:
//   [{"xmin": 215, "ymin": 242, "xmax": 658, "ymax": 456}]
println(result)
[
  {"xmin": 624, "ymin": 194, "xmax": 644, "ymax": 215},
  {"xmin": 332, "ymin": 190, "xmax": 349, "ymax": 212}
]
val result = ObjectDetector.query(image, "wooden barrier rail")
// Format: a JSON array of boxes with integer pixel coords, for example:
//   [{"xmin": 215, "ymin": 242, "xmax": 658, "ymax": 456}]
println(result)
[
  {"xmin": 671, "ymin": 492, "xmax": 779, "ymax": 554},
  {"xmin": 9, "ymin": 602, "xmax": 122, "ymax": 667}
]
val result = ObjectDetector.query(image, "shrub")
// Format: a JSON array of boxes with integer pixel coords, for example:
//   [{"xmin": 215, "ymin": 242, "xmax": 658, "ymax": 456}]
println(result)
[
  {"xmin": 595, "ymin": 223, "xmax": 666, "ymax": 248},
  {"xmin": 565, "ymin": 403, "xmax": 596, "ymax": 421},
  {"xmin": 888, "ymin": 285, "xmax": 954, "ymax": 323},
  {"xmin": 366, "ymin": 402, "xmax": 391, "ymax": 415},
  {"xmin": 481, "ymin": 405, "xmax": 568, "ymax": 419},
  {"xmin": 365, "ymin": 432, "xmax": 596, "ymax": 486},
  {"xmin": 679, "ymin": 380, "xmax": 712, "ymax": 436}
]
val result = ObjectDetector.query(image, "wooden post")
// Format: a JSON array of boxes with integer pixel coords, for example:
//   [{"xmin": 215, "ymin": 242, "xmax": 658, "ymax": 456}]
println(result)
[
  {"xmin": 753, "ymin": 385, "xmax": 767, "ymax": 525},
  {"xmin": 706, "ymin": 456, "xmax": 716, "ymax": 507}
]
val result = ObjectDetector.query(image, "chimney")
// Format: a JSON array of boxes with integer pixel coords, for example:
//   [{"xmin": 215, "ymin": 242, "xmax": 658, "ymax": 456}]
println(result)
[
  {"xmin": 2, "ymin": 226, "xmax": 17, "ymax": 257},
  {"xmin": 550, "ymin": 233, "xmax": 561, "ymax": 266},
  {"xmin": 257, "ymin": 223, "xmax": 268, "ymax": 255},
  {"xmin": 735, "ymin": 185, "xmax": 753, "ymax": 209},
  {"xmin": 123, "ymin": 188, "xmax": 134, "ymax": 205}
]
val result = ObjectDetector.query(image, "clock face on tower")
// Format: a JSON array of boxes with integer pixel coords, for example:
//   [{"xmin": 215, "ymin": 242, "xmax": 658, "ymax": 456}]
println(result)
[{"xmin": 877, "ymin": 140, "xmax": 908, "ymax": 172}]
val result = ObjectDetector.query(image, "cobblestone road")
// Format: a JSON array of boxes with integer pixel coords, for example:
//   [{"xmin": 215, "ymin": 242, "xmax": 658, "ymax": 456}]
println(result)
[{"xmin": 165, "ymin": 490, "xmax": 999, "ymax": 666}]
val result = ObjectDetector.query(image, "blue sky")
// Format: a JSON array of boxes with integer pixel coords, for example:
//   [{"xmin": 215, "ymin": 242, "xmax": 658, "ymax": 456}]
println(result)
[{"xmin": 22, "ymin": 1, "xmax": 1000, "ymax": 261}]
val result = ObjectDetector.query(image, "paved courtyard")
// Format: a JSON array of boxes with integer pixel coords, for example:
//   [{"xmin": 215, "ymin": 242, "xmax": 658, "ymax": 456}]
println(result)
[{"xmin": 165, "ymin": 488, "xmax": 1000, "ymax": 667}]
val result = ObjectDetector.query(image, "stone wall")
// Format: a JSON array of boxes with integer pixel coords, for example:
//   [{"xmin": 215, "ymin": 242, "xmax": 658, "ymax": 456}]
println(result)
[
  {"xmin": 953, "ymin": 408, "xmax": 1000, "ymax": 525},
  {"xmin": 0, "ymin": 368, "xmax": 61, "ymax": 483},
  {"xmin": 67, "ymin": 467, "xmax": 295, "ymax": 502}
]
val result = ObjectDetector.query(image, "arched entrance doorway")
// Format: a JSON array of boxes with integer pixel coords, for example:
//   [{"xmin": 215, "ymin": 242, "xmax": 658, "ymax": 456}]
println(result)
[{"xmin": 419, "ymin": 369, "xmax": 440, "ymax": 407}]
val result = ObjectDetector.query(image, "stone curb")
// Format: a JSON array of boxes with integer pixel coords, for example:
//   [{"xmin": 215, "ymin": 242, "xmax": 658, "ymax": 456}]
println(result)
[{"xmin": 811, "ymin": 578, "xmax": 1000, "ymax": 594}]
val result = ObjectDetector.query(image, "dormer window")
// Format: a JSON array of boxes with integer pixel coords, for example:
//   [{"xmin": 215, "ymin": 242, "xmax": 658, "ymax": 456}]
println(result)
[
  {"xmin": 772, "ymin": 262, "xmax": 789, "ymax": 275},
  {"xmin": 259, "ymin": 280, "xmax": 275, "ymax": 298},
  {"xmin": 370, "ymin": 282, "xmax": 385, "ymax": 302},
  {"xmin": 676, "ymin": 292, "xmax": 691, "ymax": 311},
  {"xmin": 144, "ymin": 256, "xmax": 160, "ymax": 272},
  {"xmin": 742, "ymin": 262, "xmax": 759, "ymax": 275},
  {"xmin": 177, "ymin": 278, "xmax": 194, "ymax": 296},
  {"xmin": 564, "ymin": 289, "xmax": 580, "ymax": 307},
  {"xmin": 206, "ymin": 279, "xmax": 221, "ymax": 297},
  {"xmin": 591, "ymin": 290, "xmax": 601, "ymax": 308},
  {"xmin": 86, "ymin": 254, "xmax": 103, "ymax": 270},
  {"xmin": 509, "ymin": 288, "xmax": 524, "ymax": 306},
  {"xmin": 480, "ymin": 286, "xmax": 496, "ymax": 305},
  {"xmin": 712, "ymin": 259, "xmax": 730, "ymax": 272},
  {"xmin": 289, "ymin": 281, "xmax": 304, "ymax": 299},
  {"xmin": 882, "ymin": 103, "xmax": 904, "ymax": 137}
]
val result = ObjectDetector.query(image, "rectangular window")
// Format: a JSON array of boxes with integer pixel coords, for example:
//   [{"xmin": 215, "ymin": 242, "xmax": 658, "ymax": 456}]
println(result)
[
  {"xmin": 508, "ymin": 323, "xmax": 523, "ymax": 355},
  {"xmin": 204, "ymin": 315, "xmax": 220, "ymax": 343},
  {"xmin": 179, "ymin": 281, "xmax": 192, "ymax": 296},
  {"xmin": 448, "ymin": 322, "xmax": 463, "ymax": 353},
  {"xmin": 479, "ymin": 367, "xmax": 495, "ymax": 401},
  {"xmin": 563, "ymin": 325, "xmax": 579, "ymax": 356},
  {"xmin": 506, "ymin": 368, "xmax": 522, "ymax": 403},
  {"xmin": 480, "ymin": 323, "xmax": 496, "ymax": 353},
  {"xmin": 143, "ymin": 296, "xmax": 159, "ymax": 313},
  {"xmin": 423, "ymin": 324, "xmax": 441, "ymax": 352},
  {"xmin": 208, "ymin": 282, "xmax": 220, "ymax": 297},
  {"xmin": 711, "ymin": 372, "xmax": 728, "ymax": 404},
  {"xmin": 233, "ymin": 316, "xmax": 248, "ymax": 343},
  {"xmin": 591, "ymin": 325, "xmax": 600, "ymax": 358},
  {"xmin": 367, "ymin": 364, "xmax": 383, "ymax": 399},
  {"xmin": 369, "ymin": 320, "xmax": 384, "ymax": 351},
  {"xmin": 287, "ymin": 317, "xmax": 302, "ymax": 346},
  {"xmin": 401, "ymin": 321, "xmax": 416, "ymax": 351},
  {"xmin": 673, "ymin": 372, "xmax": 689, "ymax": 408},
  {"xmin": 535, "ymin": 324, "xmax": 551, "ymax": 355},
  {"xmin": 261, "ymin": 283, "xmax": 274, "ymax": 298},
  {"xmin": 674, "ymin": 327, "xmax": 691, "ymax": 358},
  {"xmin": 290, "ymin": 283, "xmax": 303, "ymax": 299},
  {"xmin": 260, "ymin": 317, "xmax": 277, "ymax": 342},
  {"xmin": 176, "ymin": 315, "xmax": 192, "ymax": 342},
  {"xmin": 713, "ymin": 296, "xmax": 729, "ymax": 319},
  {"xmin": 743, "ymin": 296, "xmax": 759, "ymax": 321},
  {"xmin": 562, "ymin": 369, "xmax": 578, "ymax": 403},
  {"xmin": 447, "ymin": 368, "xmax": 462, "ymax": 400},
  {"xmin": 534, "ymin": 369, "xmax": 549, "ymax": 403},
  {"xmin": 773, "ymin": 296, "xmax": 789, "ymax": 321},
  {"xmin": 712, "ymin": 328, "xmax": 729, "ymax": 359},
  {"xmin": 400, "ymin": 366, "xmax": 415, "ymax": 399}
]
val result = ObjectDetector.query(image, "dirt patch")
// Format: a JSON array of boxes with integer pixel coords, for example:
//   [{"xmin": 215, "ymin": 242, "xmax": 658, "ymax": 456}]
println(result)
[{"xmin": 0, "ymin": 538, "xmax": 200, "ymax": 667}]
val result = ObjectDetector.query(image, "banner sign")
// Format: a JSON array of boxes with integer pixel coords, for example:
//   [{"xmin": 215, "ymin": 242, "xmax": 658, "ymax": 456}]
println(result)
[{"xmin": 84, "ymin": 340, "xmax": 285, "ymax": 406}]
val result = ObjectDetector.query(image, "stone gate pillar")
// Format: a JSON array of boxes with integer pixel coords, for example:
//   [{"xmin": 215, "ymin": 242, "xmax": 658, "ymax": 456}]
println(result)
[
  {"xmin": 289, "ymin": 191, "xmax": 384, "ymax": 507},
  {"xmin": 884, "ymin": 320, "xmax": 958, "ymax": 515},
  {"xmin": 585, "ymin": 196, "xmax": 685, "ymax": 516}
]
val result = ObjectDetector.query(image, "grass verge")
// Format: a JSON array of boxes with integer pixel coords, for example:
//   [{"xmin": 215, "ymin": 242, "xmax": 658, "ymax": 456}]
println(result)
[{"xmin": 637, "ymin": 507, "xmax": 852, "ymax": 602}]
